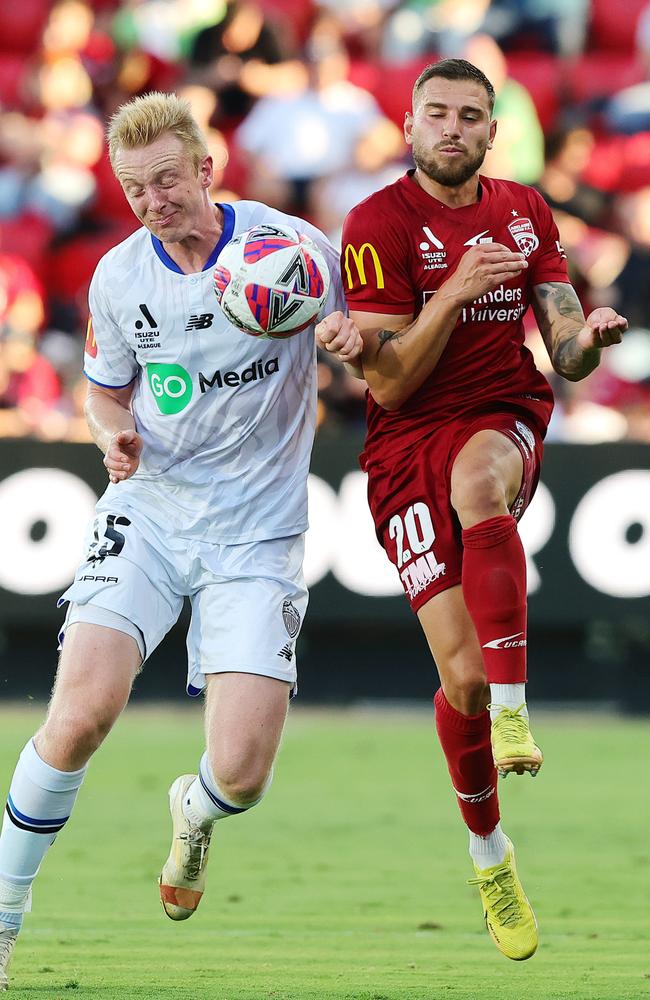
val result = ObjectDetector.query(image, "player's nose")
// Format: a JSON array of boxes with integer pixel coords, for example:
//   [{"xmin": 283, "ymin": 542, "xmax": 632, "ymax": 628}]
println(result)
[{"xmin": 442, "ymin": 117, "xmax": 461, "ymax": 138}]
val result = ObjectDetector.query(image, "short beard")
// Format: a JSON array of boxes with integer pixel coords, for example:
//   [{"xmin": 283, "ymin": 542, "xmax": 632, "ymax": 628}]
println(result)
[{"xmin": 412, "ymin": 142, "xmax": 488, "ymax": 188}]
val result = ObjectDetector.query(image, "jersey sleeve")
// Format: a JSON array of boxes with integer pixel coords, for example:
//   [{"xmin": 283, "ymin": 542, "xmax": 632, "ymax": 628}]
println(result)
[
  {"xmin": 341, "ymin": 201, "xmax": 415, "ymax": 315},
  {"xmin": 84, "ymin": 261, "xmax": 138, "ymax": 388},
  {"xmin": 527, "ymin": 189, "xmax": 570, "ymax": 286}
]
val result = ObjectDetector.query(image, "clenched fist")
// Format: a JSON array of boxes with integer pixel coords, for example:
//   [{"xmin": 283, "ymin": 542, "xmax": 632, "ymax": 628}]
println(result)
[{"xmin": 315, "ymin": 311, "xmax": 363, "ymax": 363}]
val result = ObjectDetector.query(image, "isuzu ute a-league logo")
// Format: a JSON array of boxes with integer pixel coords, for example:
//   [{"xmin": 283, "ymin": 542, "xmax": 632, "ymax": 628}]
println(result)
[{"xmin": 282, "ymin": 600, "xmax": 301, "ymax": 638}]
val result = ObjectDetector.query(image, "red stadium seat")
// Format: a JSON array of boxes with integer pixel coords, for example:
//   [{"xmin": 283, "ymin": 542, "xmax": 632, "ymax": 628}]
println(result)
[
  {"xmin": 46, "ymin": 225, "xmax": 137, "ymax": 304},
  {"xmin": 588, "ymin": 0, "xmax": 648, "ymax": 51},
  {"xmin": 505, "ymin": 53, "xmax": 562, "ymax": 133},
  {"xmin": 581, "ymin": 132, "xmax": 650, "ymax": 192},
  {"xmin": 0, "ymin": 53, "xmax": 30, "ymax": 109},
  {"xmin": 0, "ymin": 213, "xmax": 53, "ymax": 273},
  {"xmin": 565, "ymin": 53, "xmax": 645, "ymax": 104},
  {"xmin": 349, "ymin": 58, "xmax": 431, "ymax": 128},
  {"xmin": 0, "ymin": 0, "xmax": 48, "ymax": 54}
]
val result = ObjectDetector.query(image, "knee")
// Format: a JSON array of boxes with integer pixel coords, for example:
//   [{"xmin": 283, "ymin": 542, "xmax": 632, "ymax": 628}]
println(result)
[
  {"xmin": 211, "ymin": 761, "xmax": 271, "ymax": 808},
  {"xmin": 450, "ymin": 465, "xmax": 506, "ymax": 526},
  {"xmin": 39, "ymin": 708, "xmax": 115, "ymax": 766},
  {"xmin": 438, "ymin": 647, "xmax": 489, "ymax": 716}
]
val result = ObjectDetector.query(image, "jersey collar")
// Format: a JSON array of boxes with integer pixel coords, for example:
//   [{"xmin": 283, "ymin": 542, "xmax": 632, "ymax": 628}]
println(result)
[{"xmin": 150, "ymin": 202, "xmax": 236, "ymax": 274}]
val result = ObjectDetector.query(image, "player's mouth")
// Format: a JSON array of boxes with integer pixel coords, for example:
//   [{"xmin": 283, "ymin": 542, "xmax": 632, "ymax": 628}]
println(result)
[
  {"xmin": 151, "ymin": 212, "xmax": 177, "ymax": 227},
  {"xmin": 438, "ymin": 146, "xmax": 465, "ymax": 155}
]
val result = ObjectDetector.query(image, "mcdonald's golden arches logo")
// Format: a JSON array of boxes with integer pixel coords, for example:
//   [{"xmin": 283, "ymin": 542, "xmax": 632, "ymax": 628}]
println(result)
[
  {"xmin": 344, "ymin": 243, "xmax": 385, "ymax": 290},
  {"xmin": 85, "ymin": 316, "xmax": 97, "ymax": 358}
]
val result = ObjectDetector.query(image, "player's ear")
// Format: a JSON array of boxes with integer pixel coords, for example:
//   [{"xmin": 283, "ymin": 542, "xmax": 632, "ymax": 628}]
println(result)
[
  {"xmin": 199, "ymin": 154, "xmax": 213, "ymax": 190},
  {"xmin": 487, "ymin": 119, "xmax": 497, "ymax": 150},
  {"xmin": 404, "ymin": 112, "xmax": 413, "ymax": 146}
]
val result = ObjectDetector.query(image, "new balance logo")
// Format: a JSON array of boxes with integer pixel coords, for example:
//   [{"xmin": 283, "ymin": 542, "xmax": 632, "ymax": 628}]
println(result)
[
  {"xmin": 277, "ymin": 643, "xmax": 294, "ymax": 662},
  {"xmin": 483, "ymin": 632, "xmax": 527, "ymax": 650},
  {"xmin": 185, "ymin": 313, "xmax": 214, "ymax": 331}
]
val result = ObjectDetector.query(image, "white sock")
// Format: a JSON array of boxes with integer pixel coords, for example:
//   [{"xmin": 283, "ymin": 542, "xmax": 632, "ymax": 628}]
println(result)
[
  {"xmin": 489, "ymin": 684, "xmax": 527, "ymax": 720},
  {"xmin": 469, "ymin": 822, "xmax": 509, "ymax": 869},
  {"xmin": 182, "ymin": 752, "xmax": 271, "ymax": 829},
  {"xmin": 0, "ymin": 739, "xmax": 87, "ymax": 923}
]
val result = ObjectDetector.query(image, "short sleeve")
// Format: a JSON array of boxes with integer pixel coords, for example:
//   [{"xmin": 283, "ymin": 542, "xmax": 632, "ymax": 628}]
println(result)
[
  {"xmin": 341, "ymin": 202, "xmax": 416, "ymax": 315},
  {"xmin": 84, "ymin": 262, "xmax": 139, "ymax": 388},
  {"xmin": 527, "ymin": 189, "xmax": 570, "ymax": 286}
]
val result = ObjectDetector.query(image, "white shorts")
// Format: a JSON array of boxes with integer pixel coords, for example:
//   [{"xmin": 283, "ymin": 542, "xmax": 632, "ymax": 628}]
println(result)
[{"xmin": 58, "ymin": 501, "xmax": 308, "ymax": 696}]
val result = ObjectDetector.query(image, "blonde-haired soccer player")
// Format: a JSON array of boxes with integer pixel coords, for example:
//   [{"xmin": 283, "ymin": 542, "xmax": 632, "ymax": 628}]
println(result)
[{"xmin": 0, "ymin": 91, "xmax": 361, "ymax": 990}]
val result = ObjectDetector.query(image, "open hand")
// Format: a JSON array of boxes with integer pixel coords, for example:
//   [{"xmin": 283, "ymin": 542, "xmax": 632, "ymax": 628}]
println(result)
[
  {"xmin": 104, "ymin": 429, "xmax": 143, "ymax": 484},
  {"xmin": 578, "ymin": 308, "xmax": 628, "ymax": 350}
]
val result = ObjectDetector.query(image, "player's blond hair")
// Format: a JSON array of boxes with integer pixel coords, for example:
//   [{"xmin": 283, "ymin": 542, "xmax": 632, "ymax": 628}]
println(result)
[{"xmin": 107, "ymin": 92, "xmax": 209, "ymax": 171}]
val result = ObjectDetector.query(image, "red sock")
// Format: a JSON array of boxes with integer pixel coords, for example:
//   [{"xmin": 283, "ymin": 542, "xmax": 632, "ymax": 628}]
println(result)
[
  {"xmin": 434, "ymin": 688, "xmax": 499, "ymax": 836},
  {"xmin": 461, "ymin": 515, "xmax": 528, "ymax": 684}
]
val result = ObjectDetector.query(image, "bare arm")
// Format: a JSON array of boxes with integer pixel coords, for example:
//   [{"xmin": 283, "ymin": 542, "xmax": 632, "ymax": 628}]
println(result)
[
  {"xmin": 84, "ymin": 380, "xmax": 143, "ymax": 483},
  {"xmin": 532, "ymin": 282, "xmax": 628, "ymax": 382}
]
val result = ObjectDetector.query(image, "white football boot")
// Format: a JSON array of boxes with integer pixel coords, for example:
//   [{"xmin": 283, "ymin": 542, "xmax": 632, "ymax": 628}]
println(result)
[
  {"xmin": 159, "ymin": 775, "xmax": 213, "ymax": 921},
  {"xmin": 0, "ymin": 926, "xmax": 18, "ymax": 991}
]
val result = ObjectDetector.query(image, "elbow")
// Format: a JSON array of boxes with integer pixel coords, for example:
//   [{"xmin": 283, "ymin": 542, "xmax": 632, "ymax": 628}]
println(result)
[{"xmin": 369, "ymin": 386, "xmax": 407, "ymax": 411}]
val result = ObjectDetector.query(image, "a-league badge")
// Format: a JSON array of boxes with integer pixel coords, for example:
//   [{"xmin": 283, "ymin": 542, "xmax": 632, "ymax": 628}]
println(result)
[{"xmin": 507, "ymin": 217, "xmax": 539, "ymax": 257}]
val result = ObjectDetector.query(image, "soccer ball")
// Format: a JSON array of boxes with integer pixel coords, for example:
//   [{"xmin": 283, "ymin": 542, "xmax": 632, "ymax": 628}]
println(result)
[{"xmin": 213, "ymin": 224, "xmax": 330, "ymax": 339}]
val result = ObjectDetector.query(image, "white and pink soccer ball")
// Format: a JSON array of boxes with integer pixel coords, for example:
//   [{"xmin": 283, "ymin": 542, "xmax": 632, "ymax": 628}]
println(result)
[{"xmin": 213, "ymin": 224, "xmax": 330, "ymax": 339}]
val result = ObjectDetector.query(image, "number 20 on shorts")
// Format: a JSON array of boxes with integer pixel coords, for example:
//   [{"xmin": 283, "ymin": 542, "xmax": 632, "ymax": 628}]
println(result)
[{"xmin": 388, "ymin": 502, "xmax": 446, "ymax": 577}]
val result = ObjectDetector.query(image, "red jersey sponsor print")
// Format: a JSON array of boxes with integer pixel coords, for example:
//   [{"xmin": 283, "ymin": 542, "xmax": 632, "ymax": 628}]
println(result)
[
  {"xmin": 341, "ymin": 172, "xmax": 570, "ymax": 469},
  {"xmin": 85, "ymin": 316, "xmax": 98, "ymax": 358}
]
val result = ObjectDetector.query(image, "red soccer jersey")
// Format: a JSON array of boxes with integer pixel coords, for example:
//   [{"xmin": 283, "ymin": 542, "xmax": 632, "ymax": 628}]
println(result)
[{"xmin": 341, "ymin": 171, "xmax": 570, "ymax": 469}]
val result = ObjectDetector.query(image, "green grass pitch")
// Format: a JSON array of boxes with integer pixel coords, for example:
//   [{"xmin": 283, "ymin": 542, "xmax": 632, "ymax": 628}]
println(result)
[{"xmin": 1, "ymin": 704, "xmax": 649, "ymax": 999}]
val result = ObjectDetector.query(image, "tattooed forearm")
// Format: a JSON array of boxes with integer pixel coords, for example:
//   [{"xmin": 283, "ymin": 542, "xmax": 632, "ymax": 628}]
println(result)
[
  {"xmin": 553, "ymin": 337, "xmax": 600, "ymax": 380},
  {"xmin": 533, "ymin": 282, "xmax": 599, "ymax": 381}
]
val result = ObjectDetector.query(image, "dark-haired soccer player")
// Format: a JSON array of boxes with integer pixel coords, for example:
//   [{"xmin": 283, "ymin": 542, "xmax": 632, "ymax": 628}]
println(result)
[{"xmin": 317, "ymin": 58, "xmax": 627, "ymax": 961}]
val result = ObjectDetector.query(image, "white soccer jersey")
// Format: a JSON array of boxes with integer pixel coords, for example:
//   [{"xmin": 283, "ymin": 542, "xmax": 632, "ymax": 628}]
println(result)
[{"xmin": 84, "ymin": 201, "xmax": 345, "ymax": 543}]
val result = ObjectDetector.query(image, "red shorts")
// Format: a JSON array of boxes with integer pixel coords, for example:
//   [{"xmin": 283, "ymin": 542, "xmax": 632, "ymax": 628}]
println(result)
[{"xmin": 367, "ymin": 410, "xmax": 544, "ymax": 613}]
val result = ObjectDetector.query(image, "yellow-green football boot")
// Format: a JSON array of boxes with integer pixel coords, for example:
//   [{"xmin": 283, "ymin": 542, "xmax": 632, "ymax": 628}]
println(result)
[
  {"xmin": 468, "ymin": 839, "xmax": 538, "ymax": 960},
  {"xmin": 490, "ymin": 703, "xmax": 543, "ymax": 777}
]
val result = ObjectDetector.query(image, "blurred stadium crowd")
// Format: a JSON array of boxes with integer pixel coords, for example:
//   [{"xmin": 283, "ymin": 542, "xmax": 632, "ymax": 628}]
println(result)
[{"xmin": 1, "ymin": 0, "xmax": 650, "ymax": 442}]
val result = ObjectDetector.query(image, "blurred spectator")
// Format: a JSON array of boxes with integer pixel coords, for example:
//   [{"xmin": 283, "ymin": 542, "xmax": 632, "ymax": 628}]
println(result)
[
  {"xmin": 382, "ymin": 0, "xmax": 491, "ymax": 62},
  {"xmin": 609, "ymin": 187, "xmax": 650, "ymax": 328},
  {"xmin": 0, "ymin": 329, "xmax": 61, "ymax": 437},
  {"xmin": 0, "ymin": 0, "xmax": 648, "ymax": 444},
  {"xmin": 310, "ymin": 116, "xmax": 405, "ymax": 242},
  {"xmin": 481, "ymin": 0, "xmax": 590, "ymax": 57},
  {"xmin": 187, "ymin": 0, "xmax": 301, "ymax": 123},
  {"xmin": 234, "ymin": 25, "xmax": 401, "ymax": 215},
  {"xmin": 536, "ymin": 126, "xmax": 611, "ymax": 228},
  {"xmin": 463, "ymin": 34, "xmax": 545, "ymax": 184}
]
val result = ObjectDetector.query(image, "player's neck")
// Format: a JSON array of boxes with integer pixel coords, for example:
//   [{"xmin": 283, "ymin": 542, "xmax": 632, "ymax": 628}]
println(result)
[
  {"xmin": 412, "ymin": 168, "xmax": 481, "ymax": 209},
  {"xmin": 161, "ymin": 204, "xmax": 224, "ymax": 274}
]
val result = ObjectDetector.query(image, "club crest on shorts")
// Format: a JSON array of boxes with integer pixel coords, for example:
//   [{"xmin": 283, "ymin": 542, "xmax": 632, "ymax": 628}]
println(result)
[
  {"xmin": 507, "ymin": 217, "xmax": 539, "ymax": 257},
  {"xmin": 282, "ymin": 600, "xmax": 301, "ymax": 638}
]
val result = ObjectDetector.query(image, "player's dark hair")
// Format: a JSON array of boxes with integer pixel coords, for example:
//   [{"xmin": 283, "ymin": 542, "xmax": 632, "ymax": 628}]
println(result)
[{"xmin": 412, "ymin": 59, "xmax": 496, "ymax": 114}]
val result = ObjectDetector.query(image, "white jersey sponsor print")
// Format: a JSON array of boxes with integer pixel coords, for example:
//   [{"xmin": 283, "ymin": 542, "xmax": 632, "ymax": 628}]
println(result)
[{"xmin": 85, "ymin": 201, "xmax": 344, "ymax": 543}]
